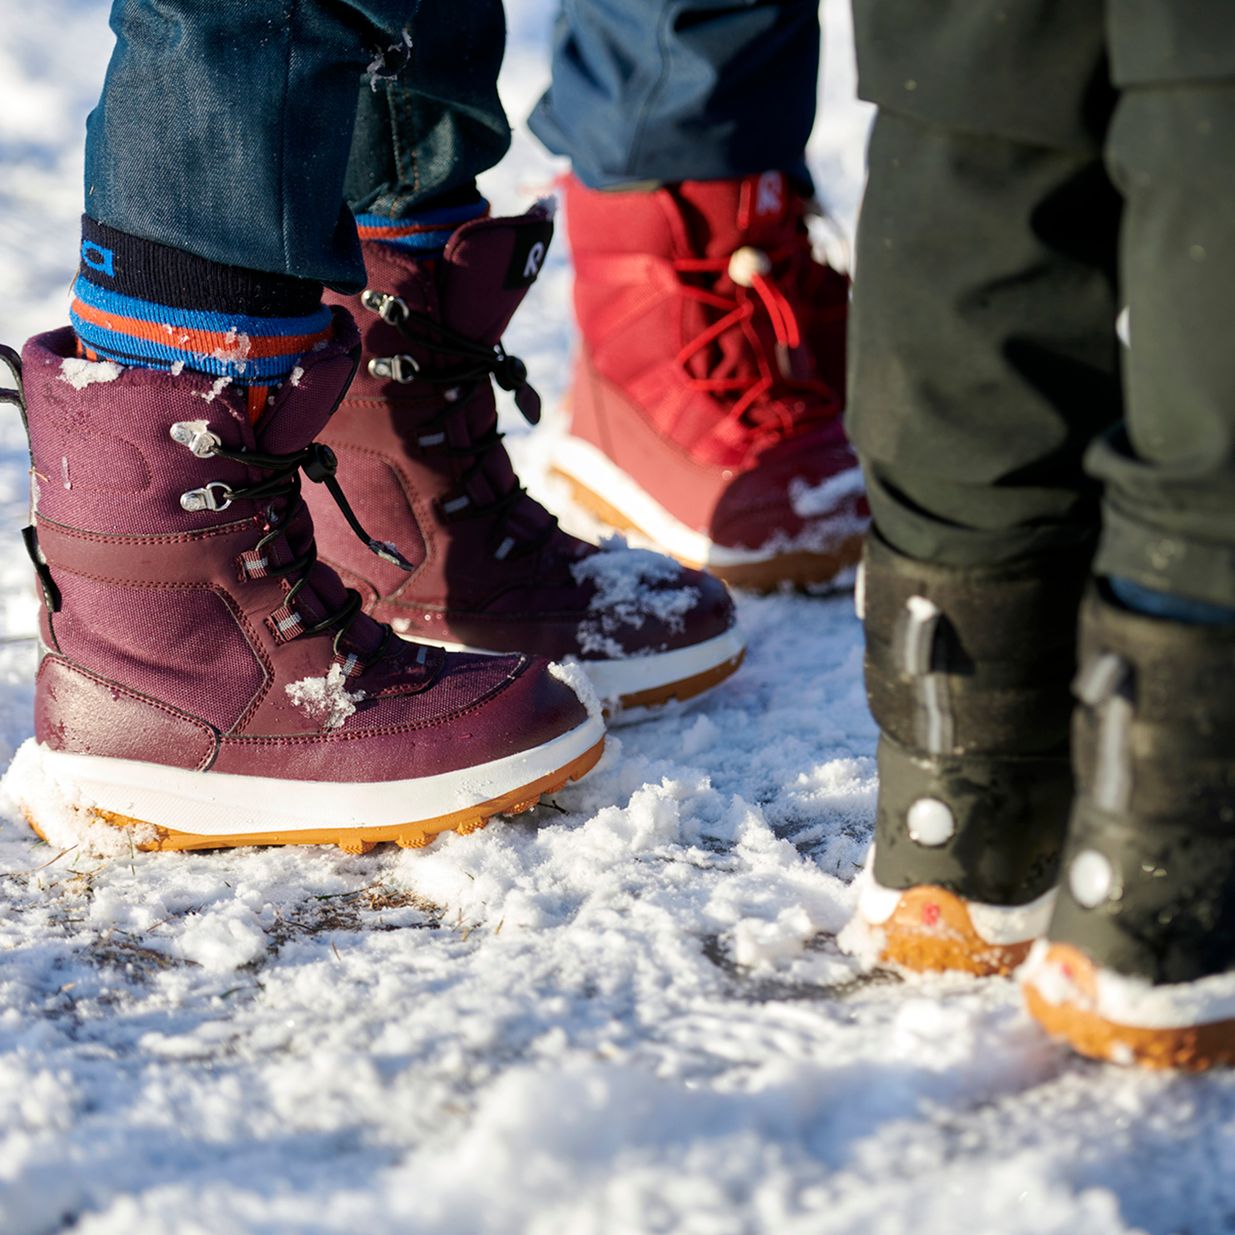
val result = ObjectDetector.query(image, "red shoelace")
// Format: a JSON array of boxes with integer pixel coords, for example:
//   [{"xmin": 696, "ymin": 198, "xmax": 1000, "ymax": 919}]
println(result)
[{"xmin": 672, "ymin": 238, "xmax": 843, "ymax": 441}]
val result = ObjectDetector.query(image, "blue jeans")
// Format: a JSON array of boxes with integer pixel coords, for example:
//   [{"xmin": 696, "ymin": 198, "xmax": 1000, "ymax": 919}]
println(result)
[
  {"xmin": 87, "ymin": 0, "xmax": 510, "ymax": 292},
  {"xmin": 86, "ymin": 0, "xmax": 819, "ymax": 290}
]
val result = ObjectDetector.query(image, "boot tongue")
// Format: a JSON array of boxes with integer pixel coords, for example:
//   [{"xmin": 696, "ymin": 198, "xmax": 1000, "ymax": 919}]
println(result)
[
  {"xmin": 661, "ymin": 173, "xmax": 794, "ymax": 396},
  {"xmin": 358, "ymin": 208, "xmax": 559, "ymax": 550},
  {"xmin": 437, "ymin": 203, "xmax": 555, "ymax": 344},
  {"xmin": 675, "ymin": 171, "xmax": 795, "ymax": 258},
  {"xmin": 252, "ymin": 309, "xmax": 360, "ymax": 454},
  {"xmin": 433, "ymin": 206, "xmax": 554, "ymax": 532}
]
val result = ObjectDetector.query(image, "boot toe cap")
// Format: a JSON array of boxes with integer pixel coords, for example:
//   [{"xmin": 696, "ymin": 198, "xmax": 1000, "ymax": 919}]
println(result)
[{"xmin": 710, "ymin": 430, "xmax": 868, "ymax": 553}]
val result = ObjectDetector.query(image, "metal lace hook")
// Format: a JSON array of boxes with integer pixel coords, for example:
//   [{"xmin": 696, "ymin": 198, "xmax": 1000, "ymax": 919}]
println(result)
[{"xmin": 360, "ymin": 290, "xmax": 408, "ymax": 326}]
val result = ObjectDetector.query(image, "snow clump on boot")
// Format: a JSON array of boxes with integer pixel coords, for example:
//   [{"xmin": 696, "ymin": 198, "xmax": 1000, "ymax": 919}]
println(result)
[
  {"xmin": 284, "ymin": 664, "xmax": 366, "ymax": 731},
  {"xmin": 571, "ymin": 537, "xmax": 701, "ymax": 657}
]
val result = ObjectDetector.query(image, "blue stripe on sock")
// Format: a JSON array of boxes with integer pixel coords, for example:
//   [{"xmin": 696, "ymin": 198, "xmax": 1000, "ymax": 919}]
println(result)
[
  {"xmin": 70, "ymin": 313, "xmax": 318, "ymax": 384},
  {"xmin": 355, "ymin": 199, "xmax": 488, "ymax": 254},
  {"xmin": 362, "ymin": 230, "xmax": 455, "ymax": 253},
  {"xmin": 73, "ymin": 277, "xmax": 332, "ymax": 337},
  {"xmin": 356, "ymin": 200, "xmax": 488, "ymax": 230},
  {"xmin": 1109, "ymin": 578, "xmax": 1235, "ymax": 626}
]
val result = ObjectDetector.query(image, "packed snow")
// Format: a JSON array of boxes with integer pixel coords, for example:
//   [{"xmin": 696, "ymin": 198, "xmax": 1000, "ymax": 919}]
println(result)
[
  {"xmin": 211, "ymin": 327, "xmax": 253, "ymax": 369},
  {"xmin": 1, "ymin": 739, "xmax": 159, "ymax": 856},
  {"xmin": 365, "ymin": 29, "xmax": 415, "ymax": 93},
  {"xmin": 1, "ymin": 3, "xmax": 1232, "ymax": 1234},
  {"xmin": 193, "ymin": 375, "xmax": 233, "ymax": 403}
]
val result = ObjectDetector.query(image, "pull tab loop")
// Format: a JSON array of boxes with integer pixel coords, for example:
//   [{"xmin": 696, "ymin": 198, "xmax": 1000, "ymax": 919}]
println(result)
[{"xmin": 0, "ymin": 343, "xmax": 31, "ymax": 445}]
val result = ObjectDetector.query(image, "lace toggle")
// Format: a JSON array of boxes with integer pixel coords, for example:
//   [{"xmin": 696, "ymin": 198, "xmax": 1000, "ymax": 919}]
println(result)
[
  {"xmin": 727, "ymin": 246, "xmax": 800, "ymax": 352},
  {"xmin": 727, "ymin": 246, "xmax": 772, "ymax": 287}
]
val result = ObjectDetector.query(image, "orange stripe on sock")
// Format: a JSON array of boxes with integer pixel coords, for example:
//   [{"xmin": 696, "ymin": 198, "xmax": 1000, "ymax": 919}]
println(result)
[
  {"xmin": 356, "ymin": 220, "xmax": 460, "ymax": 240},
  {"xmin": 247, "ymin": 386, "xmax": 269, "ymax": 423},
  {"xmin": 70, "ymin": 299, "xmax": 332, "ymax": 361}
]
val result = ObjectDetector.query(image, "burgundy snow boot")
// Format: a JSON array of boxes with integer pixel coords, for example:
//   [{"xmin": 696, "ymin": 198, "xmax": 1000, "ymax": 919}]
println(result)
[
  {"xmin": 1, "ymin": 318, "xmax": 603, "ymax": 852},
  {"xmin": 308, "ymin": 204, "xmax": 744, "ymax": 716}
]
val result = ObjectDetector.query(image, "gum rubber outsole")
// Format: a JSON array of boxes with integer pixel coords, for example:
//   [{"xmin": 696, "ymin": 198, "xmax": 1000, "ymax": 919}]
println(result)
[
  {"xmin": 617, "ymin": 649, "xmax": 745, "ymax": 712},
  {"xmin": 25, "ymin": 738, "xmax": 604, "ymax": 855},
  {"xmin": 552, "ymin": 468, "xmax": 865, "ymax": 592},
  {"xmin": 710, "ymin": 544, "xmax": 864, "ymax": 592},
  {"xmin": 876, "ymin": 886, "xmax": 1034, "ymax": 977},
  {"xmin": 1023, "ymin": 944, "xmax": 1235, "ymax": 1071}
]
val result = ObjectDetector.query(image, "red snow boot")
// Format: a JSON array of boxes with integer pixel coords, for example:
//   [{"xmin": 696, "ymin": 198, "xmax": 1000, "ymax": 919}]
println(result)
[
  {"xmin": 3, "ymin": 319, "xmax": 602, "ymax": 852},
  {"xmin": 310, "ymin": 205, "xmax": 744, "ymax": 716},
  {"xmin": 553, "ymin": 172, "xmax": 867, "ymax": 591}
]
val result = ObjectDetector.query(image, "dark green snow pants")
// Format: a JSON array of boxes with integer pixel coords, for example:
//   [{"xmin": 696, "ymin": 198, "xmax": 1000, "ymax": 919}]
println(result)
[{"xmin": 847, "ymin": 1, "xmax": 1235, "ymax": 607}]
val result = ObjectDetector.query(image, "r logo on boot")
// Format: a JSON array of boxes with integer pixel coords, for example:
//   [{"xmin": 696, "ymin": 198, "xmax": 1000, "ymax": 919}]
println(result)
[
  {"xmin": 505, "ymin": 223, "xmax": 554, "ymax": 290},
  {"xmin": 755, "ymin": 172, "xmax": 784, "ymax": 218}
]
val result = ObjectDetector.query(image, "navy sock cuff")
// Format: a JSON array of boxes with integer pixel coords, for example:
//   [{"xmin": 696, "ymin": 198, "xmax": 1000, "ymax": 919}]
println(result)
[
  {"xmin": 78, "ymin": 217, "xmax": 323, "ymax": 317},
  {"xmin": 72, "ymin": 218, "xmax": 331, "ymax": 386}
]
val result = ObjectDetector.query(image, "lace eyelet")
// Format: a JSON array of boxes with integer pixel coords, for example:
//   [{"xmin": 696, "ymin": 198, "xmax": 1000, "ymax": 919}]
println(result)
[
  {"xmin": 169, "ymin": 420, "xmax": 221, "ymax": 458},
  {"xmin": 368, "ymin": 354, "xmax": 418, "ymax": 384},
  {"xmin": 180, "ymin": 481, "xmax": 234, "ymax": 512},
  {"xmin": 360, "ymin": 289, "xmax": 408, "ymax": 325}
]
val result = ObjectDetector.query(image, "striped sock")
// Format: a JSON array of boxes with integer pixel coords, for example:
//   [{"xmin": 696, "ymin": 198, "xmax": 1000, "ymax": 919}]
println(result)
[
  {"xmin": 72, "ymin": 217, "xmax": 331, "ymax": 420},
  {"xmin": 355, "ymin": 198, "xmax": 489, "ymax": 259}
]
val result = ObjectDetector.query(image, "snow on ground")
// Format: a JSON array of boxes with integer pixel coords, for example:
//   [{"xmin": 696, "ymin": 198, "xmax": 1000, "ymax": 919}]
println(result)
[{"xmin": 2, "ymin": 4, "xmax": 1235, "ymax": 1234}]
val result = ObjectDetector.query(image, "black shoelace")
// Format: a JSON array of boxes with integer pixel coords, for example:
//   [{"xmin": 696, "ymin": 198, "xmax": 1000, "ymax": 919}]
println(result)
[
  {"xmin": 362, "ymin": 290, "xmax": 558, "ymax": 561},
  {"xmin": 184, "ymin": 436, "xmax": 413, "ymax": 646}
]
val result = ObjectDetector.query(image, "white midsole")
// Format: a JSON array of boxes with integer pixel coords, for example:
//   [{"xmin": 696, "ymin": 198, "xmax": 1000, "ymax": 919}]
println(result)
[
  {"xmin": 553, "ymin": 435, "xmax": 771, "ymax": 568},
  {"xmin": 854, "ymin": 850, "xmax": 1057, "ymax": 946},
  {"xmin": 10, "ymin": 715, "xmax": 604, "ymax": 837},
  {"xmin": 394, "ymin": 625, "xmax": 746, "ymax": 707},
  {"xmin": 555, "ymin": 435, "xmax": 866, "ymax": 569},
  {"xmin": 1021, "ymin": 938, "xmax": 1235, "ymax": 1031}
]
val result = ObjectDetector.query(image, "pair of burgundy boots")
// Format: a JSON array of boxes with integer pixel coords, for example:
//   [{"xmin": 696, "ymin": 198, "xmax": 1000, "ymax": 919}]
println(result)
[{"xmin": 5, "ymin": 177, "xmax": 864, "ymax": 853}]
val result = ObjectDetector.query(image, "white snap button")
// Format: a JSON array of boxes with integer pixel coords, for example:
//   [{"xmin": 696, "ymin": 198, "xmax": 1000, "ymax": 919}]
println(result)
[
  {"xmin": 907, "ymin": 798, "xmax": 955, "ymax": 847},
  {"xmin": 1069, "ymin": 849, "xmax": 1115, "ymax": 908}
]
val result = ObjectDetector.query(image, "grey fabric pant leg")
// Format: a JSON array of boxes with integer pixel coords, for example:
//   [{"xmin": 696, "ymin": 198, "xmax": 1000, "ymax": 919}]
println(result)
[
  {"xmin": 1091, "ymin": 26, "xmax": 1235, "ymax": 607},
  {"xmin": 848, "ymin": 0, "xmax": 1235, "ymax": 607}
]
